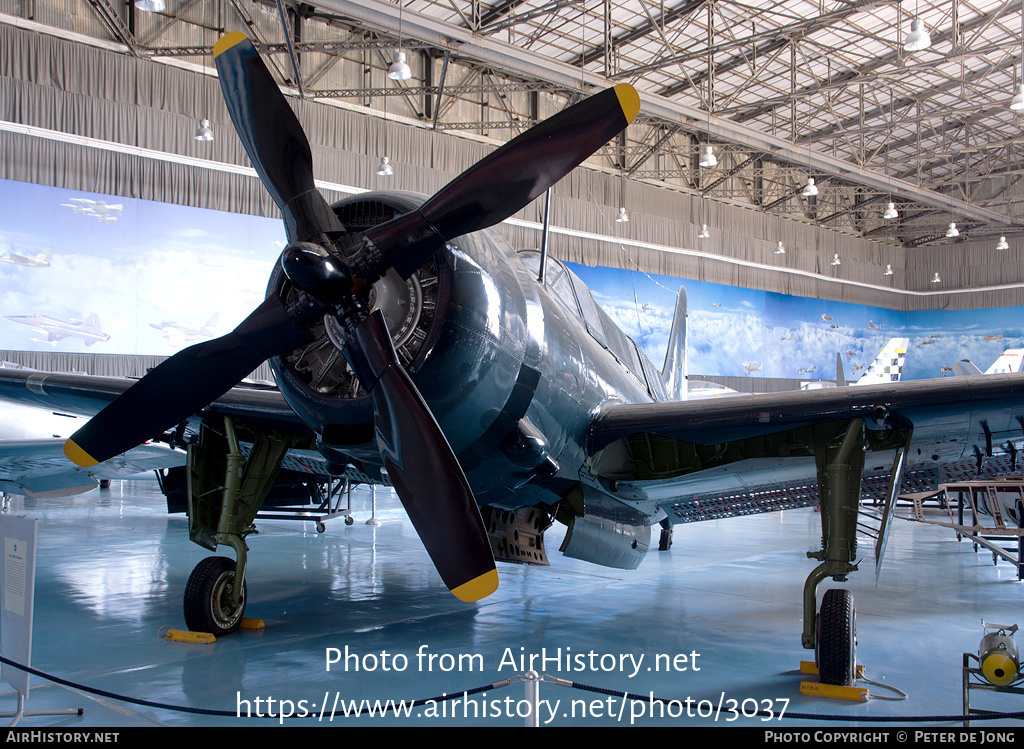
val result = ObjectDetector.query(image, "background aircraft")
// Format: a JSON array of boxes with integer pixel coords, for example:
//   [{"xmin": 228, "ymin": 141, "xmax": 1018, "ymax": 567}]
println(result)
[
  {"xmin": 0, "ymin": 398, "xmax": 183, "ymax": 498},
  {"xmin": 950, "ymin": 348, "xmax": 1024, "ymax": 377},
  {"xmin": 985, "ymin": 349, "xmax": 1024, "ymax": 375},
  {"xmin": 150, "ymin": 312, "xmax": 220, "ymax": 347},
  {"xmin": 1, "ymin": 34, "xmax": 1024, "ymax": 690},
  {"xmin": 61, "ymin": 198, "xmax": 123, "ymax": 223},
  {"xmin": 5, "ymin": 312, "xmax": 110, "ymax": 347},
  {"xmin": 0, "ymin": 247, "xmax": 51, "ymax": 267}
]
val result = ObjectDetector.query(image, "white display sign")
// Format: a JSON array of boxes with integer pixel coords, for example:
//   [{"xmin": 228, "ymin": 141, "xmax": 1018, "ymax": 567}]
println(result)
[{"xmin": 0, "ymin": 516, "xmax": 37, "ymax": 697}]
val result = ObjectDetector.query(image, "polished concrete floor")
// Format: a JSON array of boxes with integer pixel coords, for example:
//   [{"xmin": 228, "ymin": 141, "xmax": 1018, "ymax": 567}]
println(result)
[{"xmin": 0, "ymin": 479, "xmax": 1021, "ymax": 728}]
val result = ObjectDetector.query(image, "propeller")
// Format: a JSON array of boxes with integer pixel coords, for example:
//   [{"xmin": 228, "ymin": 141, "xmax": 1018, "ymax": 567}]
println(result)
[{"xmin": 63, "ymin": 31, "xmax": 640, "ymax": 601}]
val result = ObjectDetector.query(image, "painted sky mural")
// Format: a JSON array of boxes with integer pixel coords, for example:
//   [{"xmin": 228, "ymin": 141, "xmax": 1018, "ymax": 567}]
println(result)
[{"xmin": 0, "ymin": 176, "xmax": 1018, "ymax": 383}]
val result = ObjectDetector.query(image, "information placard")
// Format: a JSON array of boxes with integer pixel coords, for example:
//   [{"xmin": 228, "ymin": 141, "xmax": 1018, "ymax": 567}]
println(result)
[{"xmin": 0, "ymin": 516, "xmax": 37, "ymax": 697}]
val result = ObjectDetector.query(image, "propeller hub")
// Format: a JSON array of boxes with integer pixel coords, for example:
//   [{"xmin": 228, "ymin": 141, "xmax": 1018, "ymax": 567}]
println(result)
[{"xmin": 280, "ymin": 243, "xmax": 353, "ymax": 303}]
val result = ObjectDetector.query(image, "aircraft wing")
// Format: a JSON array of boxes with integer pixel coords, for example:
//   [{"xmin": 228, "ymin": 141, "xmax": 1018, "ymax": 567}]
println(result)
[
  {"xmin": 589, "ymin": 374, "xmax": 1024, "ymax": 452},
  {"xmin": 0, "ymin": 368, "xmax": 305, "ymax": 430},
  {"xmin": 0, "ymin": 439, "xmax": 186, "ymax": 498},
  {"xmin": 0, "ymin": 368, "xmax": 320, "ymax": 497},
  {"xmin": 587, "ymin": 374, "xmax": 1024, "ymax": 527}
]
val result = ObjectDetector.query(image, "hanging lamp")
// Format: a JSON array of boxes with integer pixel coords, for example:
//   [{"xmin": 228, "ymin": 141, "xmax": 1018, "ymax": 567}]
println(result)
[
  {"xmin": 904, "ymin": 18, "xmax": 931, "ymax": 51},
  {"xmin": 194, "ymin": 118, "xmax": 214, "ymax": 141}
]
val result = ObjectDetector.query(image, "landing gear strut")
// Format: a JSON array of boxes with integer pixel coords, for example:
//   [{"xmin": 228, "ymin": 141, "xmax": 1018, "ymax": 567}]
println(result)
[
  {"xmin": 183, "ymin": 416, "xmax": 309, "ymax": 634},
  {"xmin": 802, "ymin": 419, "xmax": 910, "ymax": 686}
]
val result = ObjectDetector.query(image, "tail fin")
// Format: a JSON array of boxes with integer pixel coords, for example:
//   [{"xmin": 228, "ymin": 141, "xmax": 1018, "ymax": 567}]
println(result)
[
  {"xmin": 985, "ymin": 349, "xmax": 1024, "ymax": 375},
  {"xmin": 853, "ymin": 338, "xmax": 908, "ymax": 386},
  {"xmin": 83, "ymin": 313, "xmax": 102, "ymax": 332},
  {"xmin": 953, "ymin": 359, "xmax": 984, "ymax": 376},
  {"xmin": 661, "ymin": 287, "xmax": 688, "ymax": 400},
  {"xmin": 201, "ymin": 312, "xmax": 220, "ymax": 336},
  {"xmin": 835, "ymin": 352, "xmax": 847, "ymax": 387}
]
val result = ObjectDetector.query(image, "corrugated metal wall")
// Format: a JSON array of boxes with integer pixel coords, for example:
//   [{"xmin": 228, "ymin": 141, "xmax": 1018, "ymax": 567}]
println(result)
[{"xmin": 0, "ymin": 10, "xmax": 1018, "ymax": 313}]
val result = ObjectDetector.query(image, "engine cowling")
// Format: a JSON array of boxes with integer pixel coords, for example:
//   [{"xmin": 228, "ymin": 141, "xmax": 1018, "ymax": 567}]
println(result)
[{"xmin": 267, "ymin": 191, "xmax": 445, "ymax": 436}]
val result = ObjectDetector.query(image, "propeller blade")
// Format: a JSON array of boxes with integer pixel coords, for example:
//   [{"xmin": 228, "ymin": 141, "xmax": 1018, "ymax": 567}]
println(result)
[
  {"xmin": 362, "ymin": 83, "xmax": 641, "ymax": 279},
  {"xmin": 346, "ymin": 310, "xmax": 497, "ymax": 602},
  {"xmin": 64, "ymin": 295, "xmax": 312, "ymax": 467},
  {"xmin": 213, "ymin": 32, "xmax": 343, "ymax": 244}
]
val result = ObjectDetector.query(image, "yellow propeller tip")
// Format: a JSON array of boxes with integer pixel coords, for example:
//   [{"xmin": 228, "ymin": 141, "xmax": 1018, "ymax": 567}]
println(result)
[
  {"xmin": 214, "ymin": 31, "xmax": 249, "ymax": 58},
  {"xmin": 63, "ymin": 439, "xmax": 98, "ymax": 468},
  {"xmin": 451, "ymin": 569, "xmax": 499, "ymax": 602},
  {"xmin": 613, "ymin": 83, "xmax": 641, "ymax": 124}
]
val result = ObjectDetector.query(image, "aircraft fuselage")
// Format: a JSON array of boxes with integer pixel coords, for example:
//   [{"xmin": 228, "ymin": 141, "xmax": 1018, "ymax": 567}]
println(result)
[{"xmin": 269, "ymin": 191, "xmax": 656, "ymax": 513}]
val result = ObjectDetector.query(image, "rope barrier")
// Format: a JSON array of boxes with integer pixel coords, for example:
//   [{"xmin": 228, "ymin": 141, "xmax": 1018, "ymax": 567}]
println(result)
[{"xmin": 1, "ymin": 655, "xmax": 1021, "ymax": 723}]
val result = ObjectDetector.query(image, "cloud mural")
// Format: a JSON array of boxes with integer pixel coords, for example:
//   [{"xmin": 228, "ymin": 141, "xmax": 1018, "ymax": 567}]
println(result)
[
  {"xmin": 0, "ymin": 176, "xmax": 1019, "ymax": 382},
  {"xmin": 568, "ymin": 263, "xmax": 1022, "ymax": 382}
]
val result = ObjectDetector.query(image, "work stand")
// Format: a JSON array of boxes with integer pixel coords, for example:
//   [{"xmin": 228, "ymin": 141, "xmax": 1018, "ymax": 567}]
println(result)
[{"xmin": 962, "ymin": 653, "xmax": 1024, "ymax": 727}]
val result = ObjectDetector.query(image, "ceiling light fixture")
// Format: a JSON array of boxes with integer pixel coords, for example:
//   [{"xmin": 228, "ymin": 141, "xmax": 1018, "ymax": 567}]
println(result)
[
  {"xmin": 831, "ymin": 253, "xmax": 841, "ymax": 266},
  {"xmin": 1011, "ymin": 84, "xmax": 1024, "ymax": 111},
  {"xmin": 883, "ymin": 202, "xmax": 899, "ymax": 219},
  {"xmin": 931, "ymin": 272, "xmax": 942, "ymax": 284},
  {"xmin": 388, "ymin": 52, "xmax": 412, "ymax": 81},
  {"xmin": 904, "ymin": 18, "xmax": 931, "ymax": 52},
  {"xmin": 376, "ymin": 156, "xmax": 393, "ymax": 176},
  {"xmin": 997, "ymin": 235, "xmax": 1009, "ymax": 250},
  {"xmin": 945, "ymin": 153, "xmax": 959, "ymax": 239},
  {"xmin": 135, "ymin": 0, "xmax": 166, "ymax": 11},
  {"xmin": 775, "ymin": 240, "xmax": 786, "ymax": 255},
  {"xmin": 193, "ymin": 118, "xmax": 213, "ymax": 141},
  {"xmin": 699, "ymin": 145, "xmax": 717, "ymax": 168},
  {"xmin": 698, "ymin": 224, "xmax": 710, "ymax": 239},
  {"xmin": 884, "ymin": 264, "xmax": 894, "ymax": 276},
  {"xmin": 801, "ymin": 177, "xmax": 818, "ymax": 197},
  {"xmin": 615, "ymin": 207, "xmax": 630, "ymax": 223},
  {"xmin": 389, "ymin": 1, "xmax": 413, "ymax": 81}
]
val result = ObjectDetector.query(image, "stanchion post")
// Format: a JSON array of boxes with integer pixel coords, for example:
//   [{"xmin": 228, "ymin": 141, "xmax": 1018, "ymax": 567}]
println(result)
[{"xmin": 524, "ymin": 670, "xmax": 539, "ymax": 727}]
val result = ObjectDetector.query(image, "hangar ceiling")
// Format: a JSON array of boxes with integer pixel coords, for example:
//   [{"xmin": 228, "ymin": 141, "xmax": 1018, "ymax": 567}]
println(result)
[{"xmin": 10, "ymin": 0, "xmax": 1024, "ymax": 250}]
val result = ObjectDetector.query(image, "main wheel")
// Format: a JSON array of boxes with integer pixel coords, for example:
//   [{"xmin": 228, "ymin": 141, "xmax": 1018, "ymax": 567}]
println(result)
[
  {"xmin": 184, "ymin": 556, "xmax": 247, "ymax": 636},
  {"xmin": 816, "ymin": 588, "xmax": 856, "ymax": 686}
]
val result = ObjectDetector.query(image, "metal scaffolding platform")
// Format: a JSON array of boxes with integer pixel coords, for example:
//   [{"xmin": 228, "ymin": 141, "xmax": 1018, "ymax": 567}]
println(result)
[{"xmin": 902, "ymin": 480, "xmax": 1024, "ymax": 580}]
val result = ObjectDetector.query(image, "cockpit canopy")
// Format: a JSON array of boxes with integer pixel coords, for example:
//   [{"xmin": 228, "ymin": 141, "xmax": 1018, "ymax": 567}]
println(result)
[{"xmin": 518, "ymin": 251, "xmax": 665, "ymax": 400}]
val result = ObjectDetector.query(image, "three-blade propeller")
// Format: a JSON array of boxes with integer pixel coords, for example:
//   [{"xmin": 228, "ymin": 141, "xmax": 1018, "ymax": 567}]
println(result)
[{"xmin": 63, "ymin": 31, "xmax": 640, "ymax": 601}]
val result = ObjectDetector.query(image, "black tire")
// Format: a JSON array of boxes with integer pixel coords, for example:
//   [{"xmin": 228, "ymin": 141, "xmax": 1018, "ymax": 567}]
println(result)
[
  {"xmin": 816, "ymin": 588, "xmax": 856, "ymax": 686},
  {"xmin": 183, "ymin": 556, "xmax": 247, "ymax": 636}
]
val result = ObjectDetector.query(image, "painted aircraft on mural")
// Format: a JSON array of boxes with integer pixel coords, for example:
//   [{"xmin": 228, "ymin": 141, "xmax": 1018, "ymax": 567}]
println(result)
[
  {"xmin": 5, "ymin": 312, "xmax": 110, "ymax": 347},
  {"xmin": 61, "ymin": 198, "xmax": 123, "ymax": 223},
  {"xmin": 3, "ymin": 33, "xmax": 1024, "ymax": 689},
  {"xmin": 150, "ymin": 312, "xmax": 220, "ymax": 346},
  {"xmin": 0, "ymin": 247, "xmax": 51, "ymax": 267}
]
